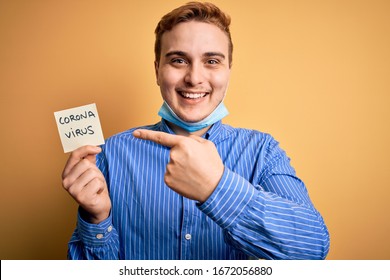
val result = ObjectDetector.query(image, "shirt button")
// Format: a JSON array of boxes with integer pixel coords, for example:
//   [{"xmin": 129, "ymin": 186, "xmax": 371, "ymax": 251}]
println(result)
[
  {"xmin": 96, "ymin": 233, "xmax": 104, "ymax": 239},
  {"xmin": 185, "ymin": 233, "xmax": 192, "ymax": 240},
  {"xmin": 107, "ymin": 225, "xmax": 113, "ymax": 232}
]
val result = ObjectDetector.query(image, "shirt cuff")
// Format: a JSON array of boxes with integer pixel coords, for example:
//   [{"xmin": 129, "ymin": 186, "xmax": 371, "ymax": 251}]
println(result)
[
  {"xmin": 198, "ymin": 168, "xmax": 256, "ymax": 229},
  {"xmin": 76, "ymin": 211, "xmax": 114, "ymax": 246}
]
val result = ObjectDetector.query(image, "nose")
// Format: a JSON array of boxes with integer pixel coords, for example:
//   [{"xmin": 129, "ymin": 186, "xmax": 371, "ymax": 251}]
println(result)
[{"xmin": 184, "ymin": 63, "xmax": 205, "ymax": 86}]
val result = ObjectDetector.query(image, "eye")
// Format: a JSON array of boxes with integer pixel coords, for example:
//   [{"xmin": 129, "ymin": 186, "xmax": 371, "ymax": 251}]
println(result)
[
  {"xmin": 206, "ymin": 59, "xmax": 219, "ymax": 65},
  {"xmin": 171, "ymin": 58, "xmax": 187, "ymax": 64}
]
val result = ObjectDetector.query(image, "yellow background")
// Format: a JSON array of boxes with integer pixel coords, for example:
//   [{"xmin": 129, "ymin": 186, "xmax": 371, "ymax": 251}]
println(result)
[{"xmin": 0, "ymin": 0, "xmax": 389, "ymax": 259}]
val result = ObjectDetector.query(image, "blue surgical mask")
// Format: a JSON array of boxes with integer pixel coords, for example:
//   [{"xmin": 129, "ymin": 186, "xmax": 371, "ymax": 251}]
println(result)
[{"xmin": 158, "ymin": 101, "xmax": 229, "ymax": 132}]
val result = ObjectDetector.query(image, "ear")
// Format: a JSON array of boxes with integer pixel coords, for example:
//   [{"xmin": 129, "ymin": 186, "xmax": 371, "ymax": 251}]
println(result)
[{"xmin": 154, "ymin": 61, "xmax": 160, "ymax": 86}]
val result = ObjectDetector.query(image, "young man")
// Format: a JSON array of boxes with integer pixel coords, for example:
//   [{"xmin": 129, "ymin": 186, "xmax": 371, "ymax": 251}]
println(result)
[{"xmin": 62, "ymin": 2, "xmax": 330, "ymax": 259}]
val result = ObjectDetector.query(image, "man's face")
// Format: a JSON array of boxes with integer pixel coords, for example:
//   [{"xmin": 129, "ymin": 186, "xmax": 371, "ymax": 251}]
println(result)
[{"xmin": 155, "ymin": 21, "xmax": 231, "ymax": 123}]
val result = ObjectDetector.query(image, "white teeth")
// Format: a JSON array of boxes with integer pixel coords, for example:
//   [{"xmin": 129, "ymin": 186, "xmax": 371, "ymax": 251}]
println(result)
[{"xmin": 181, "ymin": 92, "xmax": 207, "ymax": 99}]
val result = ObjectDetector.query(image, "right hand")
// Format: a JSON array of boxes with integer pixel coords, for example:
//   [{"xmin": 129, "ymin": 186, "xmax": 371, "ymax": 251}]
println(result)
[{"xmin": 62, "ymin": 145, "xmax": 111, "ymax": 224}]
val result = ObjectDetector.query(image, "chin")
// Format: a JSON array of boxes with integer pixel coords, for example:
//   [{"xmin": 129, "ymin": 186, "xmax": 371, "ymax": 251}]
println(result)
[
  {"xmin": 180, "ymin": 117, "xmax": 200, "ymax": 123},
  {"xmin": 181, "ymin": 113, "xmax": 209, "ymax": 123}
]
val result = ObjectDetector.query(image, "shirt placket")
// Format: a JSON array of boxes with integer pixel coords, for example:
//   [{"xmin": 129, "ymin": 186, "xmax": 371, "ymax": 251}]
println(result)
[{"xmin": 179, "ymin": 197, "xmax": 198, "ymax": 259}]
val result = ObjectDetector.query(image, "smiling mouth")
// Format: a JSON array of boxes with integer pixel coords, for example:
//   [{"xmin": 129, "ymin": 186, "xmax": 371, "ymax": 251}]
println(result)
[{"xmin": 178, "ymin": 91, "xmax": 209, "ymax": 99}]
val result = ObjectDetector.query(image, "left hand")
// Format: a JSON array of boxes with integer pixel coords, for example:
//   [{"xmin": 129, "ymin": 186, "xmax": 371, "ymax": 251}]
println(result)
[{"xmin": 133, "ymin": 129, "xmax": 224, "ymax": 202}]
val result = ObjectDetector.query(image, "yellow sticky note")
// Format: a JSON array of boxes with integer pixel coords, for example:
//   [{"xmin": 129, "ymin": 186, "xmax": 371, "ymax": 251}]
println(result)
[{"xmin": 54, "ymin": 103, "xmax": 105, "ymax": 153}]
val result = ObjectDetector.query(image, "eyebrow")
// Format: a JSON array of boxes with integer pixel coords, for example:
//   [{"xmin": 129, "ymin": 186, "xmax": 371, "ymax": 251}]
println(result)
[
  {"xmin": 165, "ymin": 51, "xmax": 226, "ymax": 60},
  {"xmin": 204, "ymin": 52, "xmax": 226, "ymax": 60},
  {"xmin": 165, "ymin": 51, "xmax": 187, "ymax": 58}
]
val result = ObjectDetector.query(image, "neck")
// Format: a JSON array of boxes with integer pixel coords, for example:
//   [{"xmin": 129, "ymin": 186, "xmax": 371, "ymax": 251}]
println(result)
[{"xmin": 166, "ymin": 121, "xmax": 210, "ymax": 137}]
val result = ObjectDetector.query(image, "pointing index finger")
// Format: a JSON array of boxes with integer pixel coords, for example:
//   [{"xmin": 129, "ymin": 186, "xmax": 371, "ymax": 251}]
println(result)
[{"xmin": 133, "ymin": 129, "xmax": 181, "ymax": 147}]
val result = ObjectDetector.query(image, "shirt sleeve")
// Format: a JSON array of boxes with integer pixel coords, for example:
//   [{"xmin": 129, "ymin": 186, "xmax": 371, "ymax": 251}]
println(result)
[
  {"xmin": 197, "ymin": 138, "xmax": 330, "ymax": 260},
  {"xmin": 67, "ymin": 211, "xmax": 120, "ymax": 260}
]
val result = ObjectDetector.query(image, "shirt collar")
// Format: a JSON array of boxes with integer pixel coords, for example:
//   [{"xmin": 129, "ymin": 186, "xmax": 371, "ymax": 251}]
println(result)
[
  {"xmin": 159, "ymin": 119, "xmax": 175, "ymax": 134},
  {"xmin": 204, "ymin": 120, "xmax": 223, "ymax": 142}
]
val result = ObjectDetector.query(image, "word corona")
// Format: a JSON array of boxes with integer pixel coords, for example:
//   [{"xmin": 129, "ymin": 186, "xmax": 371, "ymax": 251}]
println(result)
[{"xmin": 59, "ymin": 110, "xmax": 96, "ymax": 125}]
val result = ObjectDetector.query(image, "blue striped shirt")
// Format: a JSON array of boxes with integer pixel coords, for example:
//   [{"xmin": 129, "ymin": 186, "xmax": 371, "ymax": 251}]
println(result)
[{"xmin": 68, "ymin": 120, "xmax": 330, "ymax": 260}]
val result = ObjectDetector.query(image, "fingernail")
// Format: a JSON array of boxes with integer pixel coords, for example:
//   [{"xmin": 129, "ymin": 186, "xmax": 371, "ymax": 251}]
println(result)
[{"xmin": 133, "ymin": 130, "xmax": 140, "ymax": 137}]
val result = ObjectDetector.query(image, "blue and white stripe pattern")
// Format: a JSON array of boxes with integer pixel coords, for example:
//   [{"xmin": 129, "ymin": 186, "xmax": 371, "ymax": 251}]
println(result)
[{"xmin": 68, "ymin": 120, "xmax": 330, "ymax": 259}]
